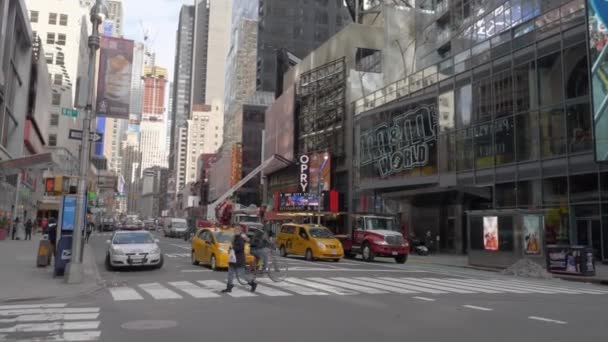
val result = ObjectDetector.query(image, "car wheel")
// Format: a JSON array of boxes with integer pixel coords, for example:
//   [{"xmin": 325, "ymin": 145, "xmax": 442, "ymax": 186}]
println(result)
[
  {"xmin": 191, "ymin": 251, "xmax": 199, "ymax": 265},
  {"xmin": 105, "ymin": 254, "xmax": 114, "ymax": 271},
  {"xmin": 211, "ymin": 255, "xmax": 218, "ymax": 271},
  {"xmin": 395, "ymin": 254, "xmax": 408, "ymax": 264},
  {"xmin": 279, "ymin": 245, "xmax": 287, "ymax": 257},
  {"xmin": 362, "ymin": 243, "xmax": 375, "ymax": 262},
  {"xmin": 305, "ymin": 249, "xmax": 314, "ymax": 261},
  {"xmin": 156, "ymin": 255, "xmax": 164, "ymax": 269}
]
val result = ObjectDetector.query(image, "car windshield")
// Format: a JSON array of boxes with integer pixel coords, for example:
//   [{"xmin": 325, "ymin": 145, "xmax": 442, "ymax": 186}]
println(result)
[
  {"xmin": 365, "ymin": 218, "xmax": 397, "ymax": 231},
  {"xmin": 113, "ymin": 233, "xmax": 154, "ymax": 244},
  {"xmin": 215, "ymin": 232, "xmax": 234, "ymax": 243},
  {"xmin": 308, "ymin": 228, "xmax": 334, "ymax": 238},
  {"xmin": 172, "ymin": 221, "xmax": 187, "ymax": 228},
  {"xmin": 237, "ymin": 215, "xmax": 260, "ymax": 223}
]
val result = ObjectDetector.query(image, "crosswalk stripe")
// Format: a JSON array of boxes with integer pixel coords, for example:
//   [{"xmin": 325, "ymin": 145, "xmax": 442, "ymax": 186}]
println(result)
[
  {"xmin": 285, "ymin": 277, "xmax": 357, "ymax": 295},
  {"xmin": 0, "ymin": 308, "xmax": 99, "ymax": 317},
  {"xmin": 307, "ymin": 277, "xmax": 388, "ymax": 294},
  {"xmin": 421, "ymin": 278, "xmax": 502, "ymax": 293},
  {"xmin": 251, "ymin": 284, "xmax": 292, "ymax": 297},
  {"xmin": 139, "ymin": 283, "xmax": 183, "ymax": 299},
  {"xmin": 475, "ymin": 280, "xmax": 560, "ymax": 294},
  {"xmin": 485, "ymin": 279, "xmax": 581, "ymax": 294},
  {"xmin": 397, "ymin": 278, "xmax": 477, "ymax": 294},
  {"xmin": 375, "ymin": 278, "xmax": 447, "ymax": 294},
  {"xmin": 440, "ymin": 278, "xmax": 532, "ymax": 294},
  {"xmin": 168, "ymin": 281, "xmax": 221, "ymax": 298},
  {"xmin": 197, "ymin": 280, "xmax": 257, "ymax": 298},
  {"xmin": 0, "ymin": 304, "xmax": 67, "ymax": 310},
  {"xmin": 0, "ymin": 321, "xmax": 100, "ymax": 333},
  {"xmin": 109, "ymin": 287, "xmax": 144, "ymax": 301},
  {"xmin": 334, "ymin": 277, "xmax": 417, "ymax": 294},
  {"xmin": 257, "ymin": 278, "xmax": 329, "ymax": 296},
  {"xmin": 9, "ymin": 331, "xmax": 102, "ymax": 342},
  {"xmin": 506, "ymin": 279, "xmax": 608, "ymax": 294},
  {"xmin": 0, "ymin": 313, "xmax": 99, "ymax": 323}
]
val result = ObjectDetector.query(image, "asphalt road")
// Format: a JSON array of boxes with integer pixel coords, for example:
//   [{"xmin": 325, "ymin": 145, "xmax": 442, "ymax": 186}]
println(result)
[{"xmin": 2, "ymin": 231, "xmax": 608, "ymax": 341}]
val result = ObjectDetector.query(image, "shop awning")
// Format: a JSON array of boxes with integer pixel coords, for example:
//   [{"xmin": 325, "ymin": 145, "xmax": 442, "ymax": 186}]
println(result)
[
  {"xmin": 382, "ymin": 186, "xmax": 492, "ymax": 200},
  {"xmin": 0, "ymin": 153, "xmax": 56, "ymax": 175}
]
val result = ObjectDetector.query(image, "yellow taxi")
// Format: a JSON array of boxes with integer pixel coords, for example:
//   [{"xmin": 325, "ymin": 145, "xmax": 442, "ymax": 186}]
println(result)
[
  {"xmin": 191, "ymin": 227, "xmax": 254, "ymax": 270},
  {"xmin": 276, "ymin": 223, "xmax": 344, "ymax": 262}
]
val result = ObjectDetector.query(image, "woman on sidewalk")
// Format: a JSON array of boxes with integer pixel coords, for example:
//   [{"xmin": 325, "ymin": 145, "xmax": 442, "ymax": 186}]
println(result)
[{"xmin": 25, "ymin": 219, "xmax": 33, "ymax": 240}]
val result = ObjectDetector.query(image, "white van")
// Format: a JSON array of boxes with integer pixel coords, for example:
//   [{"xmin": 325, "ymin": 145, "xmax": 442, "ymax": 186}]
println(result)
[{"xmin": 163, "ymin": 218, "xmax": 188, "ymax": 238}]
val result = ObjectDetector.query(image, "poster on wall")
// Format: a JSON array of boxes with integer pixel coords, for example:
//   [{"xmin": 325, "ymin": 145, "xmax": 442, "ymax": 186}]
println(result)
[
  {"xmin": 483, "ymin": 216, "xmax": 499, "ymax": 251},
  {"xmin": 588, "ymin": 0, "xmax": 608, "ymax": 161},
  {"xmin": 96, "ymin": 37, "xmax": 134, "ymax": 119},
  {"xmin": 522, "ymin": 215, "xmax": 542, "ymax": 255},
  {"xmin": 278, "ymin": 193, "xmax": 320, "ymax": 211}
]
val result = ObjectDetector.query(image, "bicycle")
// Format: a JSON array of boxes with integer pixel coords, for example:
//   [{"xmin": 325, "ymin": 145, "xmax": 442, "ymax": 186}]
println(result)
[{"xmin": 236, "ymin": 248, "xmax": 288, "ymax": 285}]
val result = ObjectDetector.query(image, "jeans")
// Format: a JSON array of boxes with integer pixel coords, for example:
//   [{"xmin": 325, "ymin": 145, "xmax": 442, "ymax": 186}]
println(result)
[
  {"xmin": 251, "ymin": 248, "xmax": 269, "ymax": 270},
  {"xmin": 25, "ymin": 230, "xmax": 32, "ymax": 240},
  {"xmin": 226, "ymin": 264, "xmax": 251, "ymax": 286}
]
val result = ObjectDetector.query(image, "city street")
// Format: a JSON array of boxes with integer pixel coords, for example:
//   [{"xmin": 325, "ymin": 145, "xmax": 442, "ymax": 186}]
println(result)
[{"xmin": 2, "ymin": 231, "xmax": 608, "ymax": 341}]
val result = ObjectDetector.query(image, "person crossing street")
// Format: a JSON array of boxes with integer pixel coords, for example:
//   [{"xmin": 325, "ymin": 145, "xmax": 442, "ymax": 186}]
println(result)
[{"xmin": 222, "ymin": 227, "xmax": 257, "ymax": 293}]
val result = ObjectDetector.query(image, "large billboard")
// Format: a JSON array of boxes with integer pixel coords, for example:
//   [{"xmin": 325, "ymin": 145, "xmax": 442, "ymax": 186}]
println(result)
[
  {"xmin": 97, "ymin": 37, "xmax": 134, "ymax": 119},
  {"xmin": 264, "ymin": 85, "xmax": 295, "ymax": 173},
  {"xmin": 589, "ymin": 0, "xmax": 608, "ymax": 161}
]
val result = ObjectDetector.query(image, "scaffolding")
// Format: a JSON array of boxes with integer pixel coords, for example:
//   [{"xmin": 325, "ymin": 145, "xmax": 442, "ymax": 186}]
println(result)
[{"xmin": 297, "ymin": 57, "xmax": 346, "ymax": 155}]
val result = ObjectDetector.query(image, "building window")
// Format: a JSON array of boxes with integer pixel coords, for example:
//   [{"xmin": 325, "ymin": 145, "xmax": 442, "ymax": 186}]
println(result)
[
  {"xmin": 45, "ymin": 53, "xmax": 53, "ymax": 64},
  {"xmin": 59, "ymin": 14, "xmax": 68, "ymax": 26},
  {"xmin": 50, "ymin": 114, "xmax": 59, "ymax": 126},
  {"xmin": 52, "ymin": 93, "xmax": 61, "ymax": 106},
  {"xmin": 54, "ymin": 74, "xmax": 63, "ymax": 86},
  {"xmin": 30, "ymin": 11, "xmax": 39, "ymax": 23},
  {"xmin": 57, "ymin": 34, "xmax": 66, "ymax": 46},
  {"xmin": 56, "ymin": 52, "xmax": 64, "ymax": 65},
  {"xmin": 48, "ymin": 134, "xmax": 57, "ymax": 146},
  {"xmin": 355, "ymin": 48, "xmax": 381, "ymax": 73},
  {"xmin": 49, "ymin": 13, "xmax": 57, "ymax": 25},
  {"xmin": 46, "ymin": 33, "xmax": 55, "ymax": 44}
]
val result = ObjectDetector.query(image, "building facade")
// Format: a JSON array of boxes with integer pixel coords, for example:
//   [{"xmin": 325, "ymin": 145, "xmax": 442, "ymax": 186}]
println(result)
[
  {"xmin": 185, "ymin": 105, "xmax": 223, "ymax": 183},
  {"xmin": 140, "ymin": 166, "xmax": 169, "ymax": 219}
]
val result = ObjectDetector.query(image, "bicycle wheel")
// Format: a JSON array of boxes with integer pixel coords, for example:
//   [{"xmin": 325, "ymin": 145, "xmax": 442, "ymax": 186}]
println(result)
[
  {"xmin": 235, "ymin": 265, "xmax": 255, "ymax": 286},
  {"xmin": 267, "ymin": 256, "xmax": 288, "ymax": 282}
]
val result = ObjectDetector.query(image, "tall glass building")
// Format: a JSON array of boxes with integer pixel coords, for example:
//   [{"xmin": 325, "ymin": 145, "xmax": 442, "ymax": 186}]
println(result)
[{"xmin": 353, "ymin": 0, "xmax": 608, "ymax": 261}]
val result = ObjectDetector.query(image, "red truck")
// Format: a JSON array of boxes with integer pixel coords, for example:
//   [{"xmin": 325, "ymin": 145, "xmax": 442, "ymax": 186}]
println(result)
[{"xmin": 337, "ymin": 214, "xmax": 409, "ymax": 264}]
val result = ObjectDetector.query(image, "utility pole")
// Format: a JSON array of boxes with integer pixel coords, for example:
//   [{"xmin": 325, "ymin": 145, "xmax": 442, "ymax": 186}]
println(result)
[{"xmin": 65, "ymin": 0, "xmax": 106, "ymax": 284}]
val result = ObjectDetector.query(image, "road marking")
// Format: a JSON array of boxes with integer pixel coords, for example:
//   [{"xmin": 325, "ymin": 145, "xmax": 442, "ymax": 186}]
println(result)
[
  {"xmin": 0, "ymin": 308, "xmax": 99, "ymax": 316},
  {"xmin": 443, "ymin": 278, "xmax": 531, "ymax": 294},
  {"xmin": 0, "ymin": 304, "xmax": 67, "ymax": 310},
  {"xmin": 0, "ymin": 321, "xmax": 100, "ymax": 333},
  {"xmin": 0, "ymin": 313, "xmax": 99, "ymax": 323},
  {"xmin": 413, "ymin": 296, "xmax": 436, "ymax": 302},
  {"xmin": 138, "ymin": 283, "xmax": 183, "ymax": 300},
  {"xmin": 109, "ymin": 287, "xmax": 144, "ymax": 301},
  {"xmin": 197, "ymin": 280, "xmax": 257, "ymax": 298},
  {"xmin": 285, "ymin": 277, "xmax": 357, "ymax": 295},
  {"xmin": 334, "ymin": 277, "xmax": 416, "ymax": 294},
  {"xmin": 257, "ymin": 278, "xmax": 329, "ymax": 296},
  {"xmin": 6, "ymin": 331, "xmax": 102, "ymax": 341},
  {"xmin": 400, "ymin": 278, "xmax": 477, "ymax": 294},
  {"xmin": 421, "ymin": 278, "xmax": 502, "ymax": 293},
  {"xmin": 528, "ymin": 316, "xmax": 567, "ymax": 324},
  {"xmin": 307, "ymin": 277, "xmax": 388, "ymax": 294},
  {"xmin": 377, "ymin": 277, "xmax": 448, "ymax": 294},
  {"xmin": 251, "ymin": 284, "xmax": 292, "ymax": 297},
  {"xmin": 490, "ymin": 280, "xmax": 583, "ymax": 294},
  {"xmin": 463, "ymin": 305, "xmax": 493, "ymax": 311},
  {"xmin": 168, "ymin": 281, "xmax": 221, "ymax": 298},
  {"xmin": 288, "ymin": 268, "xmax": 425, "ymax": 272},
  {"xmin": 169, "ymin": 244, "xmax": 191, "ymax": 250},
  {"xmin": 481, "ymin": 280, "xmax": 565, "ymax": 294},
  {"xmin": 507, "ymin": 279, "xmax": 608, "ymax": 294},
  {"xmin": 180, "ymin": 269, "xmax": 212, "ymax": 273},
  {"xmin": 165, "ymin": 253, "xmax": 191, "ymax": 258}
]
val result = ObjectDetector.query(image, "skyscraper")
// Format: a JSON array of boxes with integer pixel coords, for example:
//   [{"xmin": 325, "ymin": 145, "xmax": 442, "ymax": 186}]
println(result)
[{"xmin": 140, "ymin": 66, "xmax": 169, "ymax": 174}]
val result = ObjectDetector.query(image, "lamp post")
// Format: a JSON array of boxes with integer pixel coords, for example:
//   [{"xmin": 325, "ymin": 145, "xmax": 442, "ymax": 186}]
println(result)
[
  {"xmin": 65, "ymin": 0, "xmax": 107, "ymax": 283},
  {"xmin": 316, "ymin": 153, "xmax": 329, "ymax": 225}
]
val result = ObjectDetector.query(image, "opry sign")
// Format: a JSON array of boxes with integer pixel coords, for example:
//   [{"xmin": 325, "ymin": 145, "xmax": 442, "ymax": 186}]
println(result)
[
  {"xmin": 359, "ymin": 104, "xmax": 437, "ymax": 177},
  {"xmin": 298, "ymin": 154, "xmax": 310, "ymax": 192}
]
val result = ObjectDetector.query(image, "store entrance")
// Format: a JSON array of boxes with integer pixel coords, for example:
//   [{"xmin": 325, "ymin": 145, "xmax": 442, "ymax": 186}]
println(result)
[{"xmin": 575, "ymin": 219, "xmax": 602, "ymax": 259}]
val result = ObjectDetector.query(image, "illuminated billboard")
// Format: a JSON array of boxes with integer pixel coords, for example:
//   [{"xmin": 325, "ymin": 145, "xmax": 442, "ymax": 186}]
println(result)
[{"xmin": 588, "ymin": 0, "xmax": 608, "ymax": 161}]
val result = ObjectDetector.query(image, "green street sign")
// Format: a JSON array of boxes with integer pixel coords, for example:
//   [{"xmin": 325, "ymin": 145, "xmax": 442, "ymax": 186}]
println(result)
[
  {"xmin": 62, "ymin": 107, "xmax": 78, "ymax": 118},
  {"xmin": 88, "ymin": 191, "xmax": 97, "ymax": 200}
]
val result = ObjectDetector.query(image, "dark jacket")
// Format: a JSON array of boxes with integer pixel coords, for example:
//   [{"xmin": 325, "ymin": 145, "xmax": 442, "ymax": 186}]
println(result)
[
  {"xmin": 250, "ymin": 229, "xmax": 270, "ymax": 249},
  {"xmin": 231, "ymin": 234, "xmax": 246, "ymax": 267}
]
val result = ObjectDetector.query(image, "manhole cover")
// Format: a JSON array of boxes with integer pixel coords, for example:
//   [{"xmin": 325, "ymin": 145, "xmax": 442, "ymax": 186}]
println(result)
[{"xmin": 122, "ymin": 320, "xmax": 178, "ymax": 330}]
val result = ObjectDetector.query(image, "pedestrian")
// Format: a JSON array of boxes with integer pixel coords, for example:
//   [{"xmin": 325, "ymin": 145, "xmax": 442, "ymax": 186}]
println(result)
[
  {"xmin": 222, "ymin": 227, "xmax": 257, "ymax": 293},
  {"xmin": 13, "ymin": 218, "xmax": 24, "ymax": 240},
  {"xmin": 85, "ymin": 222, "xmax": 93, "ymax": 243},
  {"xmin": 25, "ymin": 219, "xmax": 33, "ymax": 240},
  {"xmin": 11, "ymin": 217, "xmax": 18, "ymax": 240}
]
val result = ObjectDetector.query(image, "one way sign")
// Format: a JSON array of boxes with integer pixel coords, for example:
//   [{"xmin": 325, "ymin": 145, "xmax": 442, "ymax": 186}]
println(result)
[{"xmin": 68, "ymin": 129, "xmax": 103, "ymax": 142}]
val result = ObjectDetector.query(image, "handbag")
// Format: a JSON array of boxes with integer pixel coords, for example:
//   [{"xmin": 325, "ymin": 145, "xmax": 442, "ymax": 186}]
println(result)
[{"xmin": 228, "ymin": 248, "xmax": 236, "ymax": 263}]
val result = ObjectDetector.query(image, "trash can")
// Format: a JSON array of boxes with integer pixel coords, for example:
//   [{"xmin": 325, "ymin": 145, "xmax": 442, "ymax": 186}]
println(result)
[
  {"xmin": 53, "ymin": 234, "xmax": 73, "ymax": 277},
  {"xmin": 37, "ymin": 239, "xmax": 52, "ymax": 267}
]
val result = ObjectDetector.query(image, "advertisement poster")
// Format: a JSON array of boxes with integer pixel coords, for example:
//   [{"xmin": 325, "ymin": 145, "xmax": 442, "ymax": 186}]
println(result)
[
  {"xmin": 278, "ymin": 193, "xmax": 320, "ymax": 211},
  {"xmin": 547, "ymin": 246, "xmax": 595, "ymax": 276},
  {"xmin": 96, "ymin": 37, "xmax": 134, "ymax": 119},
  {"xmin": 483, "ymin": 216, "xmax": 499, "ymax": 251},
  {"xmin": 523, "ymin": 215, "xmax": 542, "ymax": 255},
  {"xmin": 61, "ymin": 196, "xmax": 77, "ymax": 231},
  {"xmin": 588, "ymin": 0, "xmax": 608, "ymax": 161}
]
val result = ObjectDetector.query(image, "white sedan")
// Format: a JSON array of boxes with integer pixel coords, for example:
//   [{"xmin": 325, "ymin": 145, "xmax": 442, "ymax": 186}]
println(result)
[{"xmin": 105, "ymin": 231, "xmax": 164, "ymax": 270}]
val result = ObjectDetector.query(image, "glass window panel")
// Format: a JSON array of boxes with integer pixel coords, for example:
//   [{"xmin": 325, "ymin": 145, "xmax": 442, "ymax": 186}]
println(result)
[
  {"xmin": 493, "ymin": 69, "xmax": 513, "ymax": 117},
  {"xmin": 495, "ymin": 116, "xmax": 515, "ymax": 164},
  {"xmin": 514, "ymin": 62, "xmax": 537, "ymax": 112},
  {"xmin": 537, "ymin": 52, "xmax": 563, "ymax": 107},
  {"xmin": 543, "ymin": 176, "xmax": 568, "ymax": 205},
  {"xmin": 456, "ymin": 129, "xmax": 474, "ymax": 170},
  {"xmin": 456, "ymin": 84, "xmax": 473, "ymax": 128},
  {"xmin": 567, "ymin": 102, "xmax": 592, "ymax": 154},
  {"xmin": 570, "ymin": 174, "xmax": 599, "ymax": 203},
  {"xmin": 498, "ymin": 216, "xmax": 515, "ymax": 251},
  {"xmin": 517, "ymin": 180, "xmax": 542, "ymax": 208},
  {"xmin": 522, "ymin": 0, "xmax": 540, "ymax": 21},
  {"xmin": 540, "ymin": 107, "xmax": 566, "ymax": 158},
  {"xmin": 515, "ymin": 111, "xmax": 540, "ymax": 161},
  {"xmin": 600, "ymin": 172, "xmax": 608, "ymax": 202},
  {"xmin": 439, "ymin": 90, "xmax": 455, "ymax": 132},
  {"xmin": 564, "ymin": 43, "xmax": 589, "ymax": 99},
  {"xmin": 511, "ymin": 0, "xmax": 522, "ymax": 25},
  {"xmin": 486, "ymin": 14, "xmax": 496, "ymax": 37},
  {"xmin": 447, "ymin": 133, "xmax": 457, "ymax": 172},
  {"xmin": 473, "ymin": 78, "xmax": 493, "ymax": 123},
  {"xmin": 496, "ymin": 182, "xmax": 516, "ymax": 207},
  {"xmin": 474, "ymin": 122, "xmax": 494, "ymax": 168}
]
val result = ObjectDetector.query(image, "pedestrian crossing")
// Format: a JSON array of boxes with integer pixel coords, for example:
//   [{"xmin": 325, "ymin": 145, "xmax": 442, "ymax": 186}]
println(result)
[
  {"xmin": 165, "ymin": 253, "xmax": 191, "ymax": 258},
  {"xmin": 107, "ymin": 276, "xmax": 608, "ymax": 302},
  {"xmin": 0, "ymin": 303, "xmax": 102, "ymax": 341}
]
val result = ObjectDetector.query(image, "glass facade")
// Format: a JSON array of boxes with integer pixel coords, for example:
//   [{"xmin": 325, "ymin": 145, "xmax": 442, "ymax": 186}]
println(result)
[{"xmin": 355, "ymin": 0, "xmax": 608, "ymax": 261}]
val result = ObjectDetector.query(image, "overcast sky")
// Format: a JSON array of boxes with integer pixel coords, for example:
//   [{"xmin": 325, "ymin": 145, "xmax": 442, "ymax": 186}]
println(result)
[{"xmin": 122, "ymin": 0, "xmax": 194, "ymax": 82}]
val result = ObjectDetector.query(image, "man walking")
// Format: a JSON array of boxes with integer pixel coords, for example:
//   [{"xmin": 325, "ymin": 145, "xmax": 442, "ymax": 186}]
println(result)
[
  {"xmin": 222, "ymin": 227, "xmax": 257, "ymax": 293},
  {"xmin": 11, "ymin": 218, "xmax": 20, "ymax": 240},
  {"xmin": 25, "ymin": 219, "xmax": 33, "ymax": 240}
]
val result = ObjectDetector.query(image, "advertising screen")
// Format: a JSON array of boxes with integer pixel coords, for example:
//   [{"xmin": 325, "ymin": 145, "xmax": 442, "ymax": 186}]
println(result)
[
  {"xmin": 483, "ymin": 216, "xmax": 499, "ymax": 251},
  {"xmin": 588, "ymin": 0, "xmax": 608, "ymax": 161},
  {"xmin": 61, "ymin": 196, "xmax": 77, "ymax": 231},
  {"xmin": 278, "ymin": 193, "xmax": 320, "ymax": 211},
  {"xmin": 264, "ymin": 85, "xmax": 295, "ymax": 173},
  {"xmin": 96, "ymin": 37, "xmax": 134, "ymax": 119},
  {"xmin": 523, "ymin": 215, "xmax": 542, "ymax": 255}
]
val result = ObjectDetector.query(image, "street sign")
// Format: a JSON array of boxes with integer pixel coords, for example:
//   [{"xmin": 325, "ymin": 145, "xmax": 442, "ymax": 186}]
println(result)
[
  {"xmin": 68, "ymin": 129, "xmax": 103, "ymax": 142},
  {"xmin": 62, "ymin": 108, "xmax": 78, "ymax": 118}
]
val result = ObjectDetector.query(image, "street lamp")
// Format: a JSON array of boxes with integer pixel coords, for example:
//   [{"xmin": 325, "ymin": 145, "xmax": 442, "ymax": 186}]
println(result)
[
  {"xmin": 316, "ymin": 153, "xmax": 329, "ymax": 225},
  {"xmin": 65, "ymin": 0, "xmax": 107, "ymax": 284}
]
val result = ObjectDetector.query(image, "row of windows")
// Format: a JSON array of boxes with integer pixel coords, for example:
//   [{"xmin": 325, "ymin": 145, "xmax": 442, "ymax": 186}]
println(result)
[
  {"xmin": 30, "ymin": 11, "xmax": 68, "ymax": 26},
  {"xmin": 46, "ymin": 33, "xmax": 66, "ymax": 46},
  {"xmin": 44, "ymin": 52, "xmax": 65, "ymax": 66}
]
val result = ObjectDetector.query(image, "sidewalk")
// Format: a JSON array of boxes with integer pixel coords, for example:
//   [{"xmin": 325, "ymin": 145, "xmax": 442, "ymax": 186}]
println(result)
[
  {"xmin": 408, "ymin": 253, "xmax": 608, "ymax": 285},
  {"xmin": 0, "ymin": 235, "xmax": 103, "ymax": 303}
]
